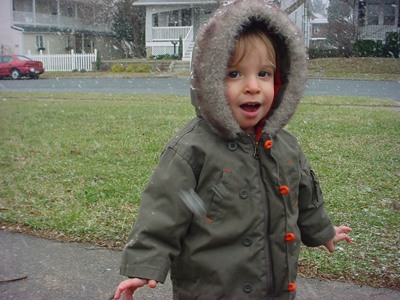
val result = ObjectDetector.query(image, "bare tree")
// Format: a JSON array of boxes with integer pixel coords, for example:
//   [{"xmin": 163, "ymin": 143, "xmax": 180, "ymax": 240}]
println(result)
[
  {"xmin": 326, "ymin": 0, "xmax": 357, "ymax": 57},
  {"xmin": 95, "ymin": 0, "xmax": 146, "ymax": 58},
  {"xmin": 114, "ymin": 0, "xmax": 146, "ymax": 57}
]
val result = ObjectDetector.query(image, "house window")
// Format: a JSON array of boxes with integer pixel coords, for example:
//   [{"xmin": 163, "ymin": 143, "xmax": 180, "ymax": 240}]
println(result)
[
  {"xmin": 314, "ymin": 26, "xmax": 319, "ymax": 35},
  {"xmin": 181, "ymin": 8, "xmax": 192, "ymax": 26},
  {"xmin": 49, "ymin": 0, "xmax": 58, "ymax": 15},
  {"xmin": 168, "ymin": 10, "xmax": 180, "ymax": 26},
  {"xmin": 65, "ymin": 37, "xmax": 71, "ymax": 50},
  {"xmin": 383, "ymin": 0, "xmax": 396, "ymax": 25},
  {"xmin": 367, "ymin": 1, "xmax": 380, "ymax": 25},
  {"xmin": 358, "ymin": 0, "xmax": 366, "ymax": 26},
  {"xmin": 153, "ymin": 14, "xmax": 159, "ymax": 27},
  {"xmin": 67, "ymin": 6, "xmax": 74, "ymax": 17},
  {"xmin": 36, "ymin": 35, "xmax": 44, "ymax": 50}
]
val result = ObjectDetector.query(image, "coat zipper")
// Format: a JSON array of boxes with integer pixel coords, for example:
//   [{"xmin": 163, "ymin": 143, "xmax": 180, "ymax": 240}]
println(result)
[
  {"xmin": 246, "ymin": 134, "xmax": 274, "ymax": 299},
  {"xmin": 254, "ymin": 140, "xmax": 260, "ymax": 160}
]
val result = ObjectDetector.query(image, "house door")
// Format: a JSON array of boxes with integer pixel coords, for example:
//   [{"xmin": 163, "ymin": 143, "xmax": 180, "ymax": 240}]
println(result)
[{"xmin": 75, "ymin": 34, "xmax": 93, "ymax": 53}]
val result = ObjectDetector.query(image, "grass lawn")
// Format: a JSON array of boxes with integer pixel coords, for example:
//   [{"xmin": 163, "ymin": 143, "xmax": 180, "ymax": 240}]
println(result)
[
  {"xmin": 0, "ymin": 91, "xmax": 399, "ymax": 290},
  {"xmin": 308, "ymin": 57, "xmax": 400, "ymax": 80}
]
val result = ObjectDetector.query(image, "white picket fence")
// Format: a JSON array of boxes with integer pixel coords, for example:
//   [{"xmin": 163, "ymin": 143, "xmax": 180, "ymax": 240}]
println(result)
[{"xmin": 26, "ymin": 49, "xmax": 97, "ymax": 72}]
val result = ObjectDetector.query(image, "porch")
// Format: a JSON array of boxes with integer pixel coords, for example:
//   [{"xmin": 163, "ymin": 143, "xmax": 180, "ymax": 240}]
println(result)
[
  {"xmin": 143, "ymin": 3, "xmax": 218, "ymax": 60},
  {"xmin": 13, "ymin": 11, "xmax": 110, "ymax": 33},
  {"xmin": 12, "ymin": 0, "xmax": 111, "ymax": 33},
  {"xmin": 148, "ymin": 26, "xmax": 195, "ymax": 60},
  {"xmin": 358, "ymin": 25, "xmax": 400, "ymax": 41}
]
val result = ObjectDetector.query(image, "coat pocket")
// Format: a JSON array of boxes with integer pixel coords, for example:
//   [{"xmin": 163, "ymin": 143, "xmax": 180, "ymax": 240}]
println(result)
[
  {"xmin": 310, "ymin": 169, "xmax": 324, "ymax": 208},
  {"xmin": 206, "ymin": 170, "xmax": 230, "ymax": 222}
]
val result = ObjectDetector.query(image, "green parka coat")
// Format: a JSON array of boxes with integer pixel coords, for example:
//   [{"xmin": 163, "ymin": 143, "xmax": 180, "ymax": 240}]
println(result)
[{"xmin": 120, "ymin": 0, "xmax": 336, "ymax": 299}]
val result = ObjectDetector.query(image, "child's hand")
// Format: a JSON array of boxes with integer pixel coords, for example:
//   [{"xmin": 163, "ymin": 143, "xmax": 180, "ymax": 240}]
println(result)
[
  {"xmin": 323, "ymin": 225, "xmax": 352, "ymax": 253},
  {"xmin": 114, "ymin": 278, "xmax": 157, "ymax": 300}
]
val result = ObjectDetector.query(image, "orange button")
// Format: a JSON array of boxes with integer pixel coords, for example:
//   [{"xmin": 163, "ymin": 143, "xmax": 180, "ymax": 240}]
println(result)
[
  {"xmin": 285, "ymin": 233, "xmax": 295, "ymax": 242},
  {"xmin": 264, "ymin": 140, "xmax": 272, "ymax": 149},
  {"xmin": 288, "ymin": 283, "xmax": 296, "ymax": 292},
  {"xmin": 280, "ymin": 186, "xmax": 289, "ymax": 195}
]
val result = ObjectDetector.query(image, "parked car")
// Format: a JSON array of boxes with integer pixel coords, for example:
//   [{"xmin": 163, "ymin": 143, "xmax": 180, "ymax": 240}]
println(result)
[{"xmin": 0, "ymin": 55, "xmax": 45, "ymax": 79}]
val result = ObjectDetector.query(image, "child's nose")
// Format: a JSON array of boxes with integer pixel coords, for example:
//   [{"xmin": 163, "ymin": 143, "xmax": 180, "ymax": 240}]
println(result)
[{"xmin": 244, "ymin": 77, "xmax": 261, "ymax": 94}]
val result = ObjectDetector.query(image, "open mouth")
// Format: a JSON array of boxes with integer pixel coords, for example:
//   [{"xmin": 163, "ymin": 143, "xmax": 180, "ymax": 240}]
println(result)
[{"xmin": 240, "ymin": 103, "xmax": 261, "ymax": 112}]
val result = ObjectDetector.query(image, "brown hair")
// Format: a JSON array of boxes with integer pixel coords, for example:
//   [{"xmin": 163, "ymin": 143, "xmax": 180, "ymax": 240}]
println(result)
[{"xmin": 229, "ymin": 25, "xmax": 276, "ymax": 69}]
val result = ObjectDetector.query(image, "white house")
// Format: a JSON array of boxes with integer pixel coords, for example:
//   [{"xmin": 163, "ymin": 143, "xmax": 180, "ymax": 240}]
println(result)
[
  {"xmin": 0, "ymin": 0, "xmax": 123, "ymax": 59},
  {"xmin": 0, "ymin": 0, "xmax": 314, "ymax": 61},
  {"xmin": 134, "ymin": 0, "xmax": 313, "ymax": 59},
  {"xmin": 355, "ymin": 0, "xmax": 400, "ymax": 41}
]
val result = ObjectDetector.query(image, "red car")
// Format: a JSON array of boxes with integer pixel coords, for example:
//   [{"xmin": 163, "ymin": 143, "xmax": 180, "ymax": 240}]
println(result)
[{"xmin": 0, "ymin": 55, "xmax": 45, "ymax": 79}]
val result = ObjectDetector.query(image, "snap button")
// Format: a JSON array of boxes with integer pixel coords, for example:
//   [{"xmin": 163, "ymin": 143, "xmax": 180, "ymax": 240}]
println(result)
[
  {"xmin": 243, "ymin": 237, "xmax": 253, "ymax": 247},
  {"xmin": 264, "ymin": 140, "xmax": 272, "ymax": 149},
  {"xmin": 288, "ymin": 283, "xmax": 296, "ymax": 292},
  {"xmin": 285, "ymin": 233, "xmax": 295, "ymax": 242},
  {"xmin": 239, "ymin": 189, "xmax": 248, "ymax": 199},
  {"xmin": 280, "ymin": 186, "xmax": 290, "ymax": 195},
  {"xmin": 243, "ymin": 283, "xmax": 253, "ymax": 293},
  {"xmin": 228, "ymin": 142, "xmax": 238, "ymax": 151}
]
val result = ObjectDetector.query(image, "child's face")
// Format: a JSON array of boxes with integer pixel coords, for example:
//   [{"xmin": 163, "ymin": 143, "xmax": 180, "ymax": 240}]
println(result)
[{"xmin": 225, "ymin": 38, "xmax": 275, "ymax": 134}]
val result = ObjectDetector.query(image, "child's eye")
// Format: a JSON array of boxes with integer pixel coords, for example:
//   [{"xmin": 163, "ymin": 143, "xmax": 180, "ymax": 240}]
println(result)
[
  {"xmin": 228, "ymin": 71, "xmax": 240, "ymax": 78},
  {"xmin": 258, "ymin": 71, "xmax": 270, "ymax": 78}
]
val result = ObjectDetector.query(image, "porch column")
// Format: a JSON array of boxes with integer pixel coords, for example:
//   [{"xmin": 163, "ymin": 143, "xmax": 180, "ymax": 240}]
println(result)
[
  {"xmin": 57, "ymin": 0, "xmax": 60, "ymax": 27},
  {"xmin": 33, "ymin": 0, "xmax": 36, "ymax": 24},
  {"xmin": 146, "ymin": 8, "xmax": 153, "ymax": 42}
]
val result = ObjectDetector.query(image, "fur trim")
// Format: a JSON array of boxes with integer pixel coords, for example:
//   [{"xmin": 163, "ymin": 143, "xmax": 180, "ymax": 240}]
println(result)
[{"xmin": 191, "ymin": 0, "xmax": 308, "ymax": 139}]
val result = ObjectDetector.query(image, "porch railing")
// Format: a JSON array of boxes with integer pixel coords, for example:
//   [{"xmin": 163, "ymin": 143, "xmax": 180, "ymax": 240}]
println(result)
[
  {"xmin": 358, "ymin": 25, "xmax": 399, "ymax": 40},
  {"xmin": 13, "ymin": 12, "xmax": 110, "ymax": 32},
  {"xmin": 182, "ymin": 27, "xmax": 194, "ymax": 59},
  {"xmin": 152, "ymin": 26, "xmax": 192, "ymax": 41}
]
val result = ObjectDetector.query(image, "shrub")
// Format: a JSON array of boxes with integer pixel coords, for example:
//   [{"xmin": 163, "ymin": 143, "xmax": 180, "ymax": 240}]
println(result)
[
  {"xmin": 353, "ymin": 36, "xmax": 399, "ymax": 58},
  {"xmin": 111, "ymin": 64, "xmax": 125, "ymax": 73},
  {"xmin": 125, "ymin": 64, "xmax": 138, "ymax": 72},
  {"xmin": 150, "ymin": 54, "xmax": 179, "ymax": 60},
  {"xmin": 96, "ymin": 51, "xmax": 101, "ymax": 71},
  {"xmin": 353, "ymin": 39, "xmax": 382, "ymax": 57},
  {"xmin": 178, "ymin": 37, "xmax": 183, "ymax": 59},
  {"xmin": 136, "ymin": 64, "xmax": 153, "ymax": 73},
  {"xmin": 384, "ymin": 32, "xmax": 399, "ymax": 58}
]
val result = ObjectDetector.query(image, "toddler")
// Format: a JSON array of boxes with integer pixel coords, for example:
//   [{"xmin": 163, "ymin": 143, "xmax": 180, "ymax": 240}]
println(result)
[{"xmin": 115, "ymin": 0, "xmax": 351, "ymax": 299}]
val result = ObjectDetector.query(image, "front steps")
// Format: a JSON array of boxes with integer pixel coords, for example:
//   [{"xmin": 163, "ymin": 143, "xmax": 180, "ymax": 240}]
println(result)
[{"xmin": 169, "ymin": 60, "xmax": 191, "ymax": 73}]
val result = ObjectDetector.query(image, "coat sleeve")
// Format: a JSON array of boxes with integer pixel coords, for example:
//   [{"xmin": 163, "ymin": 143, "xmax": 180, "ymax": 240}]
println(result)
[
  {"xmin": 297, "ymin": 147, "xmax": 336, "ymax": 247},
  {"xmin": 120, "ymin": 147, "xmax": 197, "ymax": 283}
]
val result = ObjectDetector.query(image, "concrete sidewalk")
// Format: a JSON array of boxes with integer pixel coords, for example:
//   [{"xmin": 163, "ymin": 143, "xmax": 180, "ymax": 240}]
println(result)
[{"xmin": 1, "ymin": 230, "xmax": 399, "ymax": 300}]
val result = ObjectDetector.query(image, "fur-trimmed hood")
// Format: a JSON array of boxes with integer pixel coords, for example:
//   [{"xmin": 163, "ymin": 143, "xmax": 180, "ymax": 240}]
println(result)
[{"xmin": 190, "ymin": 0, "xmax": 308, "ymax": 139}]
